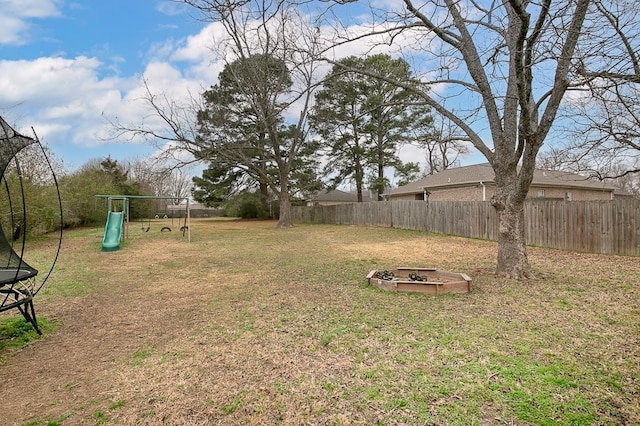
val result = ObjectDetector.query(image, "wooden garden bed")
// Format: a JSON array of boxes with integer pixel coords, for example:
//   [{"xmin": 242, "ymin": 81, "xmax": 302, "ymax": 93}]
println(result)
[{"xmin": 366, "ymin": 267, "xmax": 471, "ymax": 295}]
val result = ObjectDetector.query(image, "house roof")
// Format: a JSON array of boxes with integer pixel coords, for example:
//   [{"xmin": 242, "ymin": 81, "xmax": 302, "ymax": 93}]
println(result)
[
  {"xmin": 312, "ymin": 189, "xmax": 374, "ymax": 202},
  {"xmin": 389, "ymin": 163, "xmax": 618, "ymax": 195}
]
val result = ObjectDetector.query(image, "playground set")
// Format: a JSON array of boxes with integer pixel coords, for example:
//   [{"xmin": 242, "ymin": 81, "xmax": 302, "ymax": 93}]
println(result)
[
  {"xmin": 0, "ymin": 116, "xmax": 63, "ymax": 334},
  {"xmin": 95, "ymin": 195, "xmax": 191, "ymax": 252}
]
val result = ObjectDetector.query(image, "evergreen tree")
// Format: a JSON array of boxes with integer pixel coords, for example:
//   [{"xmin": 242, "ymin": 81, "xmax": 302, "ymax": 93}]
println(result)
[
  {"xmin": 195, "ymin": 54, "xmax": 319, "ymax": 220},
  {"xmin": 310, "ymin": 54, "xmax": 434, "ymax": 201}
]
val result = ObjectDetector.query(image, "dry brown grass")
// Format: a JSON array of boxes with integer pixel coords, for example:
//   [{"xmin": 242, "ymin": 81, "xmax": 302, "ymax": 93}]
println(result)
[{"xmin": 0, "ymin": 219, "xmax": 638, "ymax": 425}]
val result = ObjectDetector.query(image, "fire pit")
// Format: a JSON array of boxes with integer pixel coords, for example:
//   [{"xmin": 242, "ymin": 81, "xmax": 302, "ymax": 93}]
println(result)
[{"xmin": 366, "ymin": 267, "xmax": 471, "ymax": 295}]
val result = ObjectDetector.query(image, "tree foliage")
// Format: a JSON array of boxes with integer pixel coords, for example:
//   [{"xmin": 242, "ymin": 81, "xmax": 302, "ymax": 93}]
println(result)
[
  {"xmin": 311, "ymin": 54, "xmax": 433, "ymax": 201},
  {"xmin": 1, "ymin": 144, "xmax": 62, "ymax": 237},
  {"xmin": 192, "ymin": 163, "xmax": 253, "ymax": 207},
  {"xmin": 111, "ymin": 1, "xmax": 323, "ymax": 228},
  {"xmin": 59, "ymin": 157, "xmax": 155, "ymax": 226},
  {"xmin": 59, "ymin": 160, "xmax": 119, "ymax": 227},
  {"xmin": 195, "ymin": 54, "xmax": 291, "ymax": 214},
  {"xmin": 195, "ymin": 52, "xmax": 321, "ymax": 220}
]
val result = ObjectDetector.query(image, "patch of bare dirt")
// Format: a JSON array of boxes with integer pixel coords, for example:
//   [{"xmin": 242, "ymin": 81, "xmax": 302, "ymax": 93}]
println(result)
[{"xmin": 0, "ymin": 232, "xmax": 218, "ymax": 424}]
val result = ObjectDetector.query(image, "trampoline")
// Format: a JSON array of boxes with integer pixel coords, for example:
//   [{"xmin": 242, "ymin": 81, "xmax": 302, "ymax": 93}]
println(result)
[
  {"xmin": 0, "ymin": 116, "xmax": 62, "ymax": 334},
  {"xmin": 0, "ymin": 269, "xmax": 38, "ymax": 285}
]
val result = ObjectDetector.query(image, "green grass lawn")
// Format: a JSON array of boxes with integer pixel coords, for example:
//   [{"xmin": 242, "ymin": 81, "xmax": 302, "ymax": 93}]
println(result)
[{"xmin": 1, "ymin": 219, "xmax": 638, "ymax": 425}]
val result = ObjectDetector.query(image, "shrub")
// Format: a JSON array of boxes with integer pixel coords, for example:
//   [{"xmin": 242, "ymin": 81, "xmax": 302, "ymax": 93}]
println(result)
[
  {"xmin": 223, "ymin": 191, "xmax": 270, "ymax": 219},
  {"xmin": 238, "ymin": 201, "xmax": 259, "ymax": 219}
]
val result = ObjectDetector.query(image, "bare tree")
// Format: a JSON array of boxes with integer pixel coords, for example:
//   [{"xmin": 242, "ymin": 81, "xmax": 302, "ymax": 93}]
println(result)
[
  {"xmin": 411, "ymin": 117, "xmax": 469, "ymax": 176},
  {"xmin": 574, "ymin": 1, "xmax": 640, "ymax": 169},
  {"xmin": 166, "ymin": 168, "xmax": 193, "ymax": 203},
  {"xmin": 128, "ymin": 157, "xmax": 172, "ymax": 196},
  {"xmin": 13, "ymin": 142, "xmax": 66, "ymax": 184},
  {"xmin": 183, "ymin": 0, "xmax": 323, "ymax": 227},
  {"xmin": 112, "ymin": 1, "xmax": 322, "ymax": 227},
  {"xmin": 535, "ymin": 1, "xmax": 640, "ymax": 192},
  {"xmin": 315, "ymin": 0, "xmax": 640, "ymax": 278},
  {"xmin": 106, "ymin": 77, "xmax": 203, "ymax": 167},
  {"xmin": 127, "ymin": 158, "xmax": 192, "ymax": 203}
]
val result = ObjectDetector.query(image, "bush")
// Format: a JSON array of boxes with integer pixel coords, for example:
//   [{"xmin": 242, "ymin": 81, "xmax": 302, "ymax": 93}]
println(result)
[
  {"xmin": 59, "ymin": 169, "xmax": 117, "ymax": 227},
  {"xmin": 238, "ymin": 201, "xmax": 259, "ymax": 219},
  {"xmin": 223, "ymin": 191, "xmax": 270, "ymax": 219}
]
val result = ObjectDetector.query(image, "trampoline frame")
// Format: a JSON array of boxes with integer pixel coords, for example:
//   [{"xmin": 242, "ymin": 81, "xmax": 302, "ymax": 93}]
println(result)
[
  {"xmin": 0, "ymin": 273, "xmax": 40, "ymax": 334},
  {"xmin": 0, "ymin": 116, "xmax": 62, "ymax": 335}
]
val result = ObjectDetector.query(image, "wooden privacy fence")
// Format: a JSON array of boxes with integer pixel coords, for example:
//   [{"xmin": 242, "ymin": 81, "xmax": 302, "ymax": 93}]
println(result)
[{"xmin": 291, "ymin": 200, "xmax": 640, "ymax": 256}]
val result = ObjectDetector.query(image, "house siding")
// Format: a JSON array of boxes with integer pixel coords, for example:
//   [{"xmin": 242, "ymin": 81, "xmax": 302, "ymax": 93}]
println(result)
[
  {"xmin": 427, "ymin": 185, "xmax": 494, "ymax": 201},
  {"xmin": 386, "ymin": 163, "xmax": 620, "ymax": 202},
  {"xmin": 527, "ymin": 186, "xmax": 612, "ymax": 201},
  {"xmin": 390, "ymin": 193, "xmax": 425, "ymax": 201}
]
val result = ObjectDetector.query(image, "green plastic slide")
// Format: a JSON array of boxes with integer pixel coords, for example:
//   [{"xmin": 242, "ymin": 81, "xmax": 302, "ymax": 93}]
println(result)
[{"xmin": 102, "ymin": 211, "xmax": 124, "ymax": 252}]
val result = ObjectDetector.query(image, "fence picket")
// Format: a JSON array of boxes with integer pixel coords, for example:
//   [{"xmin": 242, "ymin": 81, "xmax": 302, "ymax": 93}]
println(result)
[{"xmin": 292, "ymin": 200, "xmax": 640, "ymax": 256}]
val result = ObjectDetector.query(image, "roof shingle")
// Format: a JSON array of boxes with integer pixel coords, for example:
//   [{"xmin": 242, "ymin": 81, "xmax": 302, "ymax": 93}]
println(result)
[{"xmin": 390, "ymin": 163, "xmax": 617, "ymax": 195}]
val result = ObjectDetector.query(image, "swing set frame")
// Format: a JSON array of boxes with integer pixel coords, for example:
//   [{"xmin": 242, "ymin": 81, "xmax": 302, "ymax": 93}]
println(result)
[{"xmin": 95, "ymin": 195, "xmax": 191, "ymax": 243}]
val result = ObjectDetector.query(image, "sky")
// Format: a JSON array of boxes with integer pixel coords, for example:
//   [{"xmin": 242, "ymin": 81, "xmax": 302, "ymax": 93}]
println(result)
[
  {"xmin": 0, "ymin": 0, "xmax": 486, "ymax": 180},
  {"xmin": 0, "ymin": 0, "xmax": 223, "ymax": 172}
]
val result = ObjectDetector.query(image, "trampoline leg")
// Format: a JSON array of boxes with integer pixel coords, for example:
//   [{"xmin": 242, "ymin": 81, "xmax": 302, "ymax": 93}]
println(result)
[{"xmin": 17, "ymin": 300, "xmax": 42, "ymax": 335}]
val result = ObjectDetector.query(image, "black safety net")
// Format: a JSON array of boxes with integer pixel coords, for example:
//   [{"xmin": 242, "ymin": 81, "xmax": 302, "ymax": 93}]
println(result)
[{"xmin": 0, "ymin": 116, "xmax": 37, "ymax": 284}]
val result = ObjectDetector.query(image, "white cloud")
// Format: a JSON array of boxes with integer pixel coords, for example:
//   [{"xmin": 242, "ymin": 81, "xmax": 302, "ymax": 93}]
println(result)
[
  {"xmin": 1, "ymin": 0, "xmax": 61, "ymax": 18},
  {"xmin": 0, "ymin": 0, "xmax": 62, "ymax": 45},
  {"xmin": 145, "ymin": 22, "xmax": 228, "ymax": 84},
  {"xmin": 0, "ymin": 16, "xmax": 29, "ymax": 45},
  {"xmin": 0, "ymin": 39, "xmax": 215, "ymax": 154},
  {"xmin": 135, "ymin": 61, "xmax": 205, "ymax": 102},
  {"xmin": 155, "ymin": 1, "xmax": 188, "ymax": 17},
  {"xmin": 0, "ymin": 5, "xmax": 460, "ymax": 173},
  {"xmin": 170, "ymin": 22, "xmax": 227, "ymax": 64},
  {"xmin": 0, "ymin": 55, "xmax": 134, "ymax": 149},
  {"xmin": 0, "ymin": 56, "xmax": 104, "ymax": 106},
  {"xmin": 0, "ymin": 4, "xmax": 218, "ymax": 169}
]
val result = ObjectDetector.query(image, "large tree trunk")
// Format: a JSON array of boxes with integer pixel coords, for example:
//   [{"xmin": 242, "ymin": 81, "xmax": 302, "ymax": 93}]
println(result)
[
  {"xmin": 377, "ymin": 148, "xmax": 384, "ymax": 201},
  {"xmin": 491, "ymin": 171, "xmax": 533, "ymax": 279},
  {"xmin": 259, "ymin": 180, "xmax": 269, "ymax": 216},
  {"xmin": 495, "ymin": 200, "xmax": 531, "ymax": 279},
  {"xmin": 276, "ymin": 191, "xmax": 293, "ymax": 228},
  {"xmin": 355, "ymin": 159, "xmax": 364, "ymax": 202}
]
